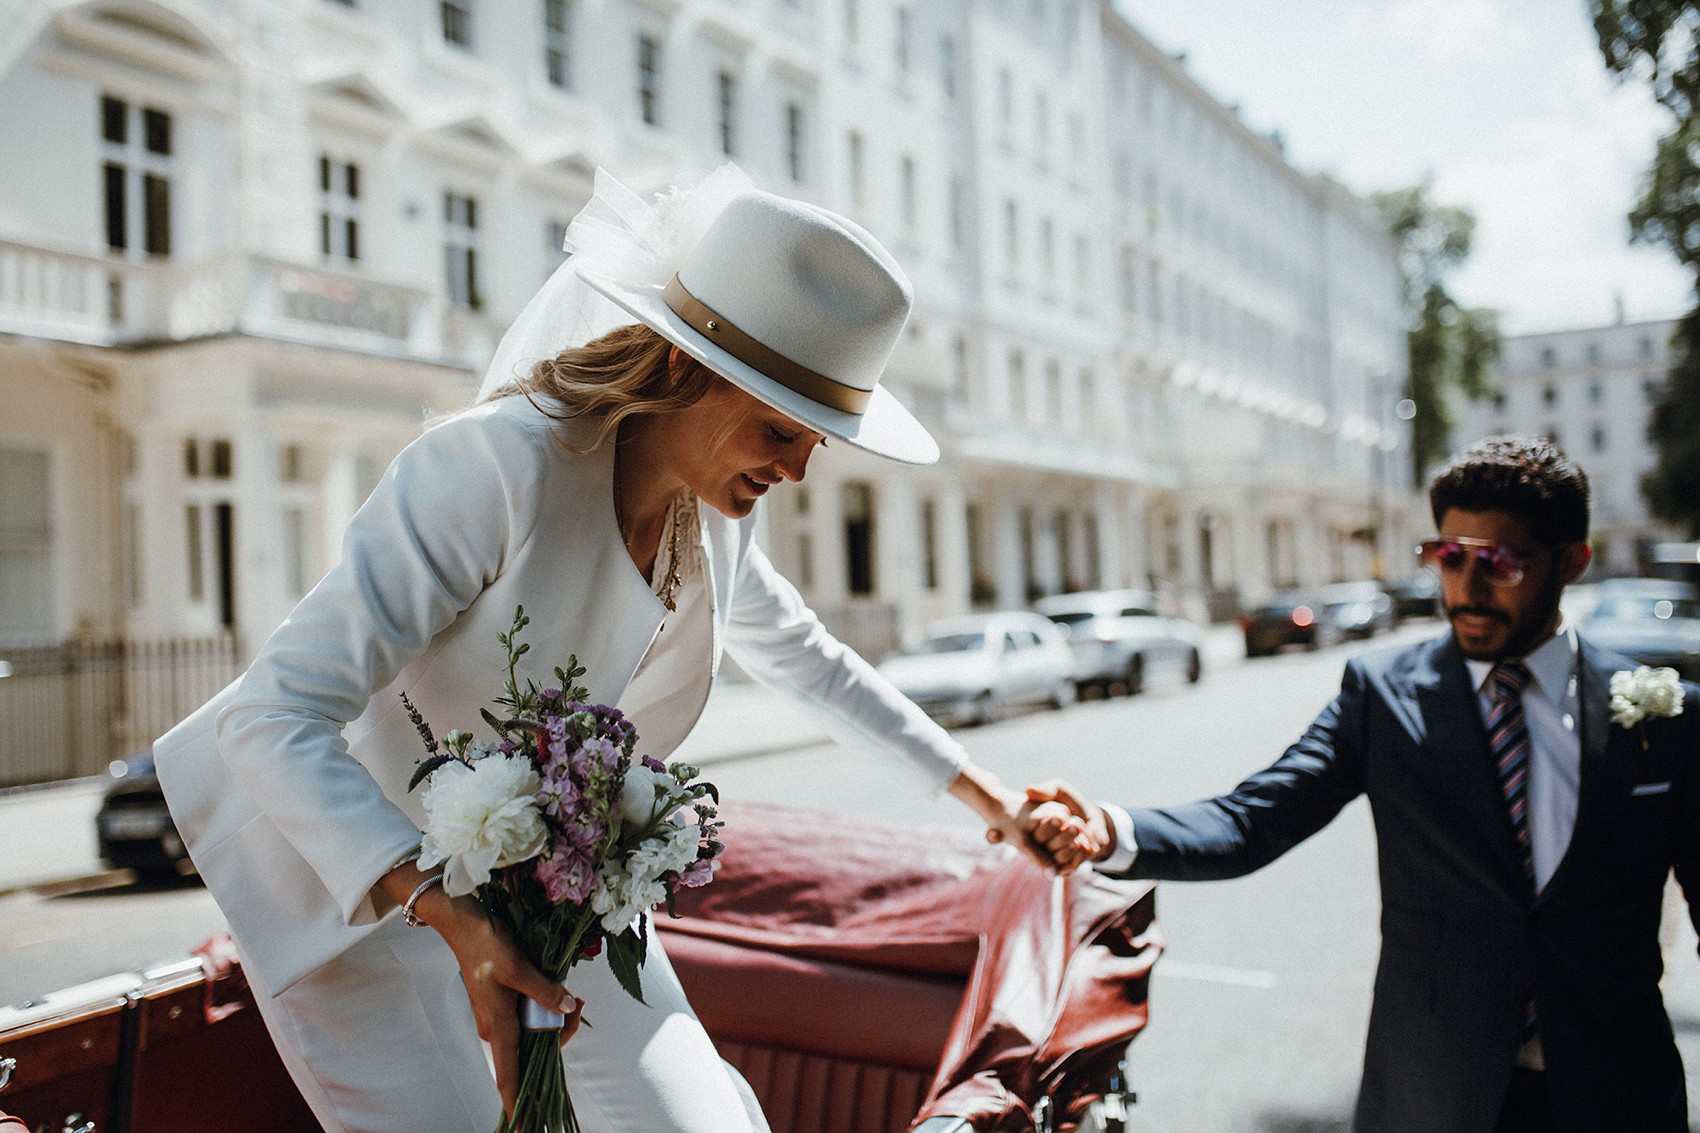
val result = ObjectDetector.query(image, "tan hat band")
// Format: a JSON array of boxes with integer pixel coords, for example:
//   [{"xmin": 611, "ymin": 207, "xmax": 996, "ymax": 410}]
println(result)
[{"xmin": 663, "ymin": 275, "xmax": 873, "ymax": 415}]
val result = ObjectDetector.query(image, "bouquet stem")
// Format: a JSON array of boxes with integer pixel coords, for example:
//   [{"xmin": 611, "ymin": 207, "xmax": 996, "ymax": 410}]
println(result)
[{"xmin": 496, "ymin": 1027, "xmax": 578, "ymax": 1133}]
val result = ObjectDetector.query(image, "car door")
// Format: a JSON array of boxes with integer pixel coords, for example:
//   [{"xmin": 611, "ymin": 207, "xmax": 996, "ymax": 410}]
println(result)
[
  {"xmin": 1002, "ymin": 629, "xmax": 1045, "ymax": 701},
  {"xmin": 1118, "ymin": 603, "xmax": 1173, "ymax": 674}
]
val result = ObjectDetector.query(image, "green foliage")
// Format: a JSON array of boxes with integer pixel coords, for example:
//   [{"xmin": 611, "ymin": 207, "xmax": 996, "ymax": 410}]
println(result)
[
  {"xmin": 1592, "ymin": 1, "xmax": 1700, "ymax": 530},
  {"xmin": 1370, "ymin": 183, "xmax": 1502, "ymax": 484},
  {"xmin": 1644, "ymin": 313, "xmax": 1700, "ymax": 535},
  {"xmin": 604, "ymin": 922, "xmax": 649, "ymax": 1005}
]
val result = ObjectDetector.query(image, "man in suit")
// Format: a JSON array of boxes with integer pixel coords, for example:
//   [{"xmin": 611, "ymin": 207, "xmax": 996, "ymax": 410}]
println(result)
[{"xmin": 1031, "ymin": 435, "xmax": 1698, "ymax": 1132}]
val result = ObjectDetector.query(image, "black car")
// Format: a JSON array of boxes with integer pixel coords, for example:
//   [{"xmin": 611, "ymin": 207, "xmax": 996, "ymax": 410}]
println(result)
[
  {"xmin": 96, "ymin": 751, "xmax": 191, "ymax": 880},
  {"xmin": 1384, "ymin": 573, "xmax": 1442, "ymax": 621},
  {"xmin": 1241, "ymin": 590, "xmax": 1341, "ymax": 657},
  {"xmin": 1579, "ymin": 579, "xmax": 1700, "ymax": 682},
  {"xmin": 1318, "ymin": 581, "xmax": 1397, "ymax": 641}
]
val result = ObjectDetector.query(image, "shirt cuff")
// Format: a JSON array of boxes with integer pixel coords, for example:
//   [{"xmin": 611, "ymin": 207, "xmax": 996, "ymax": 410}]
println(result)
[{"xmin": 1097, "ymin": 802, "xmax": 1139, "ymax": 874}]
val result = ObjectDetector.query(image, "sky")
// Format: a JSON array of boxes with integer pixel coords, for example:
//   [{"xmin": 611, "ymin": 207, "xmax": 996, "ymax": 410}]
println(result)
[{"xmin": 1118, "ymin": 0, "xmax": 1694, "ymax": 335}]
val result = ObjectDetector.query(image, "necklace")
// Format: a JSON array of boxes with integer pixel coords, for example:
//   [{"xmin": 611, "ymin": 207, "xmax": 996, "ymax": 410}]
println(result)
[
  {"xmin": 616, "ymin": 489, "xmax": 686, "ymax": 613},
  {"xmin": 653, "ymin": 496, "xmax": 685, "ymax": 613}
]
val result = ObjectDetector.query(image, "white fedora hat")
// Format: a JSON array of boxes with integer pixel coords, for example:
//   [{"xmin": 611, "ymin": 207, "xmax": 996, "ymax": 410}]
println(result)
[{"xmin": 577, "ymin": 189, "xmax": 939, "ymax": 465}]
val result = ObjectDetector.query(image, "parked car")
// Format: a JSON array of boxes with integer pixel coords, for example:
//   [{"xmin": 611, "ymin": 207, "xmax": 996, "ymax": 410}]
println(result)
[
  {"xmin": 876, "ymin": 611, "xmax": 1076, "ymax": 726},
  {"xmin": 1033, "ymin": 588, "xmax": 1204, "ymax": 696},
  {"xmin": 1318, "ymin": 580, "xmax": 1397, "ymax": 641},
  {"xmin": 1384, "ymin": 573, "xmax": 1442, "ymax": 621},
  {"xmin": 1241, "ymin": 589, "xmax": 1340, "ymax": 657},
  {"xmin": 1579, "ymin": 578, "xmax": 1700, "ymax": 682},
  {"xmin": 95, "ymin": 752, "xmax": 190, "ymax": 881}
]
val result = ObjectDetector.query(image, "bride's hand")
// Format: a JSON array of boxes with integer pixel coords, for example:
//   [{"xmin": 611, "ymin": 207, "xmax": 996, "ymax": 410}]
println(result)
[
  {"xmin": 404, "ymin": 880, "xmax": 583, "ymax": 1115},
  {"xmin": 949, "ymin": 763, "xmax": 1096, "ymax": 873}
]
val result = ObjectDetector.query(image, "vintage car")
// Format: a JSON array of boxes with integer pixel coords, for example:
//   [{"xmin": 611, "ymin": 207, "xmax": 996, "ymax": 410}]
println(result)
[{"xmin": 0, "ymin": 802, "xmax": 1160, "ymax": 1133}]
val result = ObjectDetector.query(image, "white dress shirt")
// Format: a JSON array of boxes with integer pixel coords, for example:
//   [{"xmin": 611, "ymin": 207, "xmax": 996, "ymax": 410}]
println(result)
[
  {"xmin": 1465, "ymin": 625, "xmax": 1582, "ymax": 895},
  {"xmin": 1095, "ymin": 626, "xmax": 1584, "ymax": 890}
]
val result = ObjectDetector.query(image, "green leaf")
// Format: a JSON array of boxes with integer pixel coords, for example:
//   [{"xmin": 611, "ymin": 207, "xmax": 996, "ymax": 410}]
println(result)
[{"xmin": 604, "ymin": 930, "xmax": 648, "ymax": 1005}]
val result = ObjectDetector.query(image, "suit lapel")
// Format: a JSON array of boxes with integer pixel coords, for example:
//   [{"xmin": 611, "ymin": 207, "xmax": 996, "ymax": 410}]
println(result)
[
  {"xmin": 1409, "ymin": 636, "xmax": 1533, "ymax": 894},
  {"xmin": 1536, "ymin": 641, "xmax": 1618, "ymax": 902}
]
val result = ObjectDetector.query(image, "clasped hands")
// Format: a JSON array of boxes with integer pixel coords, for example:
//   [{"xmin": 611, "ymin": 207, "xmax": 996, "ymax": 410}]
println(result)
[{"xmin": 986, "ymin": 779, "xmax": 1113, "ymax": 874}]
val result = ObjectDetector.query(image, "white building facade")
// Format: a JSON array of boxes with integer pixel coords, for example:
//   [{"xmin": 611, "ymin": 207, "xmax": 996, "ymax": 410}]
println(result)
[
  {"xmin": 0, "ymin": 0, "xmax": 1412, "ymax": 775},
  {"xmin": 1452, "ymin": 317, "xmax": 1679, "ymax": 576}
]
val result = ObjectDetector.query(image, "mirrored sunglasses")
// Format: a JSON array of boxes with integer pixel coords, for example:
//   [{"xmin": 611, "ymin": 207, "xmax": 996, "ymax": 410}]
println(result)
[{"xmin": 1415, "ymin": 538, "xmax": 1528, "ymax": 586}]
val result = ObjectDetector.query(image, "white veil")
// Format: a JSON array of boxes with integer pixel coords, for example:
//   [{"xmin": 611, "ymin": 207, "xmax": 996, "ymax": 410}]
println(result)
[{"xmin": 474, "ymin": 164, "xmax": 756, "ymax": 403}]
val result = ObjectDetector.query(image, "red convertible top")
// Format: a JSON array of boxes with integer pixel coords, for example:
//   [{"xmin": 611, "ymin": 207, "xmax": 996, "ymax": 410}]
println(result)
[{"xmin": 664, "ymin": 802, "xmax": 1161, "ymax": 1130}]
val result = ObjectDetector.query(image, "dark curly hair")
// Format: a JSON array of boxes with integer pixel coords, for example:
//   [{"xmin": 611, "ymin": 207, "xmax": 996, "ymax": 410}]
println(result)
[{"xmin": 1427, "ymin": 434, "xmax": 1590, "ymax": 546}]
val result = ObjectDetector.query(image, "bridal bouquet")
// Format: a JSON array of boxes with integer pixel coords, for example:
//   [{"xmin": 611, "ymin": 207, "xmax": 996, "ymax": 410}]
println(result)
[{"xmin": 404, "ymin": 606, "xmax": 724, "ymax": 1133}]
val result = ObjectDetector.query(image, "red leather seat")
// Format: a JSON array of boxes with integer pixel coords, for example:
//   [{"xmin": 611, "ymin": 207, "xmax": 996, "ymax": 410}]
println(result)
[{"xmin": 659, "ymin": 802, "xmax": 1159, "ymax": 1133}]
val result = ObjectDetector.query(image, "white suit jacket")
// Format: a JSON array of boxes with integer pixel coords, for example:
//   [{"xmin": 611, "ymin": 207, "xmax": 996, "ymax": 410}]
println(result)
[{"xmin": 154, "ymin": 395, "xmax": 966, "ymax": 996}]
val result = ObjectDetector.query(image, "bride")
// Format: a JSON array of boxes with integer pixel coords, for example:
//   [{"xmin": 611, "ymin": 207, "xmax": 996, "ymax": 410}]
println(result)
[{"xmin": 154, "ymin": 168, "xmax": 1095, "ymax": 1132}]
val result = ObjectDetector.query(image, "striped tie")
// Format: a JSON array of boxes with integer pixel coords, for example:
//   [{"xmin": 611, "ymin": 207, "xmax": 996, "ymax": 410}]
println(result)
[
  {"xmin": 1487, "ymin": 660, "xmax": 1540, "ymax": 1044},
  {"xmin": 1486, "ymin": 660, "xmax": 1535, "ymax": 881}
]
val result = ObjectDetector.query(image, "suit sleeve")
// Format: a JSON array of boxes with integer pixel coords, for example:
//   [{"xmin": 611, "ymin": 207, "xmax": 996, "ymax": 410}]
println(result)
[
  {"xmin": 1117, "ymin": 659, "xmax": 1371, "ymax": 881},
  {"xmin": 1674, "ymin": 681, "xmax": 1700, "ymax": 952},
  {"xmin": 214, "ymin": 408, "xmax": 546, "ymax": 927},
  {"xmin": 721, "ymin": 539, "xmax": 967, "ymax": 793}
]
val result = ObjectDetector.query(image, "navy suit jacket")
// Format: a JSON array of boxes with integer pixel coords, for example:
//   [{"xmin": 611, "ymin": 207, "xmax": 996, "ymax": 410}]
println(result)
[{"xmin": 1116, "ymin": 633, "xmax": 1699, "ymax": 1133}]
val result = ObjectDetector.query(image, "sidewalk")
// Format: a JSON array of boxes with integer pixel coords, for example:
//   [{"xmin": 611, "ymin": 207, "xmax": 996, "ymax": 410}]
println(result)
[{"xmin": 0, "ymin": 624, "xmax": 1248, "ymax": 896}]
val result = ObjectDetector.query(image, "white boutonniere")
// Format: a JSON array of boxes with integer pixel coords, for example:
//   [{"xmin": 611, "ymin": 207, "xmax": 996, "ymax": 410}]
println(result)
[{"xmin": 1609, "ymin": 665, "xmax": 1685, "ymax": 749}]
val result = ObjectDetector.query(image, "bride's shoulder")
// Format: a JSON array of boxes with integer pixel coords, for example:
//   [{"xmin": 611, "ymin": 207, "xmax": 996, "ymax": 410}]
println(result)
[{"xmin": 428, "ymin": 394, "xmax": 597, "ymax": 454}]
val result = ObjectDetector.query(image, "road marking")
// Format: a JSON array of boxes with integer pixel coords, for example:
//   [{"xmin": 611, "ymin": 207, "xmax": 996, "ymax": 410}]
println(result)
[{"xmin": 1155, "ymin": 959, "xmax": 1280, "ymax": 989}]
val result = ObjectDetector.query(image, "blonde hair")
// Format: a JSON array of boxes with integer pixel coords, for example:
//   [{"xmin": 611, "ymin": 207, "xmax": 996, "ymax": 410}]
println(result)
[{"xmin": 485, "ymin": 324, "xmax": 720, "ymax": 454}]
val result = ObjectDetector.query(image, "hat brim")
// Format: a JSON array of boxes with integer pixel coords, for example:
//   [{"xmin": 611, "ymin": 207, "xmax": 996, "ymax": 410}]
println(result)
[{"xmin": 580, "ymin": 269, "xmax": 940, "ymax": 466}]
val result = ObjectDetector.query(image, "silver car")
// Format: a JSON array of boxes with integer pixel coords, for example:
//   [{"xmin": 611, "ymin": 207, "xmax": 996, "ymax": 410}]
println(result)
[
  {"xmin": 876, "ymin": 611, "xmax": 1077, "ymax": 726},
  {"xmin": 1580, "ymin": 578, "xmax": 1700, "ymax": 682},
  {"xmin": 1034, "ymin": 589, "xmax": 1204, "ymax": 696}
]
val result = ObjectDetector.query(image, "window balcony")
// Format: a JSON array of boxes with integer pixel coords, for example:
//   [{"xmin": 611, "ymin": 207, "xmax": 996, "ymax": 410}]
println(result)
[{"xmin": 0, "ymin": 240, "xmax": 498, "ymax": 368}]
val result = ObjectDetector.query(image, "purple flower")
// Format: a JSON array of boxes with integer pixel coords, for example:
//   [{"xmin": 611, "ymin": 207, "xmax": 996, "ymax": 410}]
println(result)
[
  {"xmin": 538, "ymin": 768, "xmax": 582, "ymax": 818},
  {"xmin": 561, "ymin": 814, "xmax": 607, "ymax": 851},
  {"xmin": 676, "ymin": 857, "xmax": 717, "ymax": 889},
  {"xmin": 641, "ymin": 754, "xmax": 667, "ymax": 773},
  {"xmin": 561, "ymin": 702, "xmax": 637, "ymax": 756},
  {"xmin": 571, "ymin": 736, "xmax": 620, "ymax": 779},
  {"xmin": 537, "ymin": 848, "xmax": 597, "ymax": 904}
]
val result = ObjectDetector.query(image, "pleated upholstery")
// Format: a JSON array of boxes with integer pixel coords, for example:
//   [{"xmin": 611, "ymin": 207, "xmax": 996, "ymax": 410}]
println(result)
[
  {"xmin": 717, "ymin": 1040, "xmax": 934, "ymax": 1133},
  {"xmin": 660, "ymin": 928, "xmax": 961, "ymax": 1133}
]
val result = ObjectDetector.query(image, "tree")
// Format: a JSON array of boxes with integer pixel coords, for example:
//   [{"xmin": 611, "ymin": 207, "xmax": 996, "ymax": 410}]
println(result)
[
  {"xmin": 1592, "ymin": 1, "xmax": 1700, "ymax": 535},
  {"xmin": 1646, "ymin": 315, "xmax": 1700, "ymax": 537},
  {"xmin": 1370, "ymin": 183, "xmax": 1501, "ymax": 485}
]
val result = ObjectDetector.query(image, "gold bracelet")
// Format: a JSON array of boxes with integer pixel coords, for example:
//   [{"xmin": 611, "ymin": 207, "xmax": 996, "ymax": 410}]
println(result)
[{"xmin": 401, "ymin": 874, "xmax": 444, "ymax": 927}]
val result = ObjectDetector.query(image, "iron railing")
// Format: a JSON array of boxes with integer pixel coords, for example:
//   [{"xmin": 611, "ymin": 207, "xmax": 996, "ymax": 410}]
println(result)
[{"xmin": 0, "ymin": 637, "xmax": 239, "ymax": 788}]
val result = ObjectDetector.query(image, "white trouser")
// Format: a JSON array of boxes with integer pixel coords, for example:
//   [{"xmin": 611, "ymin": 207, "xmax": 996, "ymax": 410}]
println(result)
[{"xmin": 239, "ymin": 917, "xmax": 764, "ymax": 1133}]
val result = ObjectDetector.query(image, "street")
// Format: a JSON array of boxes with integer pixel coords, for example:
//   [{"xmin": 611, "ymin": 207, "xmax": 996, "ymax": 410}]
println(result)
[{"xmin": 4, "ymin": 622, "xmax": 1697, "ymax": 1131}]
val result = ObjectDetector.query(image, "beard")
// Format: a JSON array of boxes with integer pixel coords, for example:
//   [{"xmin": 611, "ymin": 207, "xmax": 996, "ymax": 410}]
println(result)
[{"xmin": 1444, "ymin": 568, "xmax": 1565, "ymax": 661}]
